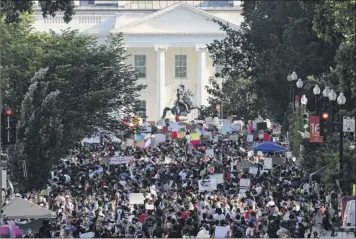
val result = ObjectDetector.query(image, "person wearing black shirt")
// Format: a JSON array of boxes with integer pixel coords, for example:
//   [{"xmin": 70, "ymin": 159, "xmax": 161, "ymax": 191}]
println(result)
[
  {"xmin": 168, "ymin": 224, "xmax": 182, "ymax": 238},
  {"xmin": 152, "ymin": 222, "xmax": 165, "ymax": 238}
]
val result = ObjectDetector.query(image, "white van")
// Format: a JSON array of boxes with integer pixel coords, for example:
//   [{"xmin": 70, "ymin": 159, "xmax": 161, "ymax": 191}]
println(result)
[{"xmin": 343, "ymin": 200, "xmax": 356, "ymax": 227}]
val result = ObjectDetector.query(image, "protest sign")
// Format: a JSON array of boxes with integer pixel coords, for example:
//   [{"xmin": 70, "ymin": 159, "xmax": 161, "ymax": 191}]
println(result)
[
  {"xmin": 129, "ymin": 193, "xmax": 145, "ymax": 204},
  {"xmin": 248, "ymin": 167, "xmax": 258, "ymax": 175},
  {"xmin": 264, "ymin": 157, "xmax": 273, "ymax": 169},
  {"xmin": 205, "ymin": 149, "xmax": 214, "ymax": 156},
  {"xmin": 210, "ymin": 174, "xmax": 224, "ymax": 184},
  {"xmin": 109, "ymin": 156, "xmax": 132, "ymax": 165},
  {"xmin": 239, "ymin": 178, "xmax": 250, "ymax": 188},
  {"xmin": 198, "ymin": 179, "xmax": 217, "ymax": 192}
]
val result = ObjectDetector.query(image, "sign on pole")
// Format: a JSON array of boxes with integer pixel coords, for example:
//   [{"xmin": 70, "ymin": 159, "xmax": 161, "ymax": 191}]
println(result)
[
  {"xmin": 309, "ymin": 116, "xmax": 323, "ymax": 143},
  {"xmin": 343, "ymin": 117, "xmax": 355, "ymax": 133}
]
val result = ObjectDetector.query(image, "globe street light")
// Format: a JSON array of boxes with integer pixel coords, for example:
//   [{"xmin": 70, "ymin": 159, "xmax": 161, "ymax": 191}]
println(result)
[
  {"xmin": 301, "ymin": 95, "xmax": 308, "ymax": 106},
  {"xmin": 296, "ymin": 79, "xmax": 303, "ymax": 88},
  {"xmin": 291, "ymin": 71, "xmax": 298, "ymax": 81},
  {"xmin": 313, "ymin": 84, "xmax": 321, "ymax": 114},
  {"xmin": 313, "ymin": 85, "xmax": 321, "ymax": 96},
  {"xmin": 322, "ymin": 86, "xmax": 331, "ymax": 98},
  {"xmin": 328, "ymin": 89, "xmax": 337, "ymax": 102},
  {"xmin": 337, "ymin": 92, "xmax": 346, "ymax": 105},
  {"xmin": 287, "ymin": 74, "xmax": 292, "ymax": 82}
]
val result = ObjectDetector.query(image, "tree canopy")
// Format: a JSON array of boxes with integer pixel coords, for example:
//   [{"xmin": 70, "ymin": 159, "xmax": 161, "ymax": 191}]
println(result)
[
  {"xmin": 207, "ymin": 0, "xmax": 355, "ymax": 193},
  {"xmin": 1, "ymin": 16, "xmax": 145, "ymax": 190},
  {"xmin": 0, "ymin": 0, "xmax": 75, "ymax": 23},
  {"xmin": 207, "ymin": 1, "xmax": 337, "ymax": 124}
]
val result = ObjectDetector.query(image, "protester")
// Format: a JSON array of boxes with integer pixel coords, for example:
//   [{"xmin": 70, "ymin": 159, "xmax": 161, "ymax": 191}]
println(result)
[{"xmin": 3, "ymin": 123, "xmax": 344, "ymax": 238}]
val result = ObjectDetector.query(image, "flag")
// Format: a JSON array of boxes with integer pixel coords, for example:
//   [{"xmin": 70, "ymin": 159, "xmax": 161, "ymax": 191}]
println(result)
[
  {"xmin": 190, "ymin": 132, "xmax": 201, "ymax": 146},
  {"xmin": 135, "ymin": 134, "xmax": 145, "ymax": 148}
]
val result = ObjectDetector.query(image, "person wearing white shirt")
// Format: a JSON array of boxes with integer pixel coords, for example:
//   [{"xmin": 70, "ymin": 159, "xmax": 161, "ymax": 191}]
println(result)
[
  {"xmin": 196, "ymin": 226, "xmax": 210, "ymax": 238},
  {"xmin": 179, "ymin": 170, "xmax": 187, "ymax": 181}
]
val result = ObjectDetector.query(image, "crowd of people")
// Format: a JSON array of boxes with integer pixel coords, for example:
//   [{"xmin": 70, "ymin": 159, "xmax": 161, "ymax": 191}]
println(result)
[{"xmin": 3, "ymin": 123, "xmax": 349, "ymax": 238}]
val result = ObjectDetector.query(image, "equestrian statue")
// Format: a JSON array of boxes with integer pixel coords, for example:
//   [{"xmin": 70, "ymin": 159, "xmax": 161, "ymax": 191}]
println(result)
[{"xmin": 161, "ymin": 86, "xmax": 198, "ymax": 121}]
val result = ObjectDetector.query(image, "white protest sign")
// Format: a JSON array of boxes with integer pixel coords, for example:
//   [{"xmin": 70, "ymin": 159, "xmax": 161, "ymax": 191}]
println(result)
[
  {"xmin": 263, "ymin": 157, "xmax": 273, "ymax": 169},
  {"xmin": 126, "ymin": 139, "xmax": 134, "ymax": 146},
  {"xmin": 109, "ymin": 156, "xmax": 132, "ymax": 165},
  {"xmin": 203, "ymin": 131, "xmax": 212, "ymax": 140},
  {"xmin": 210, "ymin": 174, "xmax": 224, "ymax": 184},
  {"xmin": 154, "ymin": 134, "xmax": 166, "ymax": 143},
  {"xmin": 198, "ymin": 179, "xmax": 217, "ymax": 192},
  {"xmin": 205, "ymin": 149, "xmax": 214, "ymax": 156},
  {"xmin": 248, "ymin": 167, "xmax": 258, "ymax": 175},
  {"xmin": 239, "ymin": 178, "xmax": 250, "ymax": 188},
  {"xmin": 257, "ymin": 151, "xmax": 263, "ymax": 156},
  {"xmin": 129, "ymin": 193, "xmax": 145, "ymax": 204},
  {"xmin": 80, "ymin": 232, "xmax": 95, "ymax": 238},
  {"xmin": 164, "ymin": 157, "xmax": 172, "ymax": 164},
  {"xmin": 145, "ymin": 204, "xmax": 154, "ymax": 210},
  {"xmin": 247, "ymin": 151, "xmax": 254, "ymax": 157},
  {"xmin": 247, "ymin": 134, "xmax": 254, "ymax": 142},
  {"xmin": 286, "ymin": 151, "xmax": 292, "ymax": 158}
]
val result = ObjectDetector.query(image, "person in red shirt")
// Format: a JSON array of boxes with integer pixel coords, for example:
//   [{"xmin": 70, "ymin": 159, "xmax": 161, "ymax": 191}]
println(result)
[
  {"xmin": 138, "ymin": 212, "xmax": 146, "ymax": 223},
  {"xmin": 179, "ymin": 208, "xmax": 190, "ymax": 219}
]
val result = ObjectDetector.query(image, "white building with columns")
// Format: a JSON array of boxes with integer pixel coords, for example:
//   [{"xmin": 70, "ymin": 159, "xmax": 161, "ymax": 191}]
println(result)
[{"xmin": 32, "ymin": 1, "xmax": 243, "ymax": 121}]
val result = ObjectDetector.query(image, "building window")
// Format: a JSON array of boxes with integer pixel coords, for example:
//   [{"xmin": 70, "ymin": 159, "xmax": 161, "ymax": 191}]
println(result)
[
  {"xmin": 136, "ymin": 100, "xmax": 147, "ymax": 118},
  {"xmin": 175, "ymin": 55, "xmax": 187, "ymax": 78},
  {"xmin": 134, "ymin": 55, "xmax": 146, "ymax": 78},
  {"xmin": 215, "ymin": 64, "xmax": 224, "ymax": 77}
]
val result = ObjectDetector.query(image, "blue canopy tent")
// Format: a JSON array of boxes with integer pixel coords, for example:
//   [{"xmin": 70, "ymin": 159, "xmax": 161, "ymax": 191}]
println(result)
[{"xmin": 252, "ymin": 142, "xmax": 287, "ymax": 153}]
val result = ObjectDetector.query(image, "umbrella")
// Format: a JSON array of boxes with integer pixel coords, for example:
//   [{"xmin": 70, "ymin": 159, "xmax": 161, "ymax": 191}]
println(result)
[{"xmin": 252, "ymin": 142, "xmax": 286, "ymax": 153}]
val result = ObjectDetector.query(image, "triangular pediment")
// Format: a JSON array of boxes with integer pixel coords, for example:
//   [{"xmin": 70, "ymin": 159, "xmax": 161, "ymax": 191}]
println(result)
[{"xmin": 112, "ymin": 2, "xmax": 239, "ymax": 34}]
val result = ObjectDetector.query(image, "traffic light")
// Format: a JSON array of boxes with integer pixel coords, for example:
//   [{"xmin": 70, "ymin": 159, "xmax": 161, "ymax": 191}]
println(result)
[
  {"xmin": 319, "ymin": 111, "xmax": 329, "ymax": 137},
  {"xmin": 302, "ymin": 113, "xmax": 309, "ymax": 130},
  {"xmin": 1, "ymin": 106, "xmax": 17, "ymax": 145},
  {"xmin": 302, "ymin": 112, "xmax": 309, "ymax": 137}
]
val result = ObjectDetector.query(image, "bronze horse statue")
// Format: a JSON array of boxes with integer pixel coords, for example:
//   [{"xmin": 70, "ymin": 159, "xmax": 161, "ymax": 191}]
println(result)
[{"xmin": 161, "ymin": 91, "xmax": 198, "ymax": 121}]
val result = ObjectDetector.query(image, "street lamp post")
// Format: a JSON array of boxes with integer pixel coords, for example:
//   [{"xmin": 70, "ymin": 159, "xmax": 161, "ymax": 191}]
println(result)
[
  {"xmin": 337, "ymin": 93, "xmax": 346, "ymax": 189},
  {"xmin": 314, "ymin": 84, "xmax": 348, "ymax": 191},
  {"xmin": 287, "ymin": 72, "xmax": 298, "ymax": 109},
  {"xmin": 328, "ymin": 89, "xmax": 337, "ymax": 133},
  {"xmin": 301, "ymin": 95, "xmax": 308, "ymax": 107},
  {"xmin": 313, "ymin": 85, "xmax": 321, "ymax": 115},
  {"xmin": 296, "ymin": 78, "xmax": 303, "ymax": 106},
  {"xmin": 322, "ymin": 87, "xmax": 331, "ymax": 108}
]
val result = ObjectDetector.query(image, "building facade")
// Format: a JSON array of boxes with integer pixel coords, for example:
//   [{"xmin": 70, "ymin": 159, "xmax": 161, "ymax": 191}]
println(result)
[{"xmin": 32, "ymin": 1, "xmax": 243, "ymax": 121}]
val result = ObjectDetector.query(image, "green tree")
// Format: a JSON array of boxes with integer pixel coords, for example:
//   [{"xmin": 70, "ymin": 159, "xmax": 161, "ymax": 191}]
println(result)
[
  {"xmin": 0, "ymin": 0, "xmax": 75, "ymax": 23},
  {"xmin": 208, "ymin": 2, "xmax": 337, "ymax": 124},
  {"xmin": 2, "ymin": 23, "xmax": 145, "ymax": 190},
  {"xmin": 242, "ymin": 1, "xmax": 337, "ymax": 123},
  {"xmin": 205, "ymin": 77, "xmax": 260, "ymax": 122},
  {"xmin": 10, "ymin": 69, "xmax": 63, "ymax": 190},
  {"xmin": 313, "ymin": 0, "xmax": 356, "ymax": 113}
]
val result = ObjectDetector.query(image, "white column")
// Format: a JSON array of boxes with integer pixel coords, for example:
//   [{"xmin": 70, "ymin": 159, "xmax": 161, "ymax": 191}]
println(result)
[
  {"xmin": 196, "ymin": 47, "xmax": 207, "ymax": 106},
  {"xmin": 155, "ymin": 47, "xmax": 167, "ymax": 120}
]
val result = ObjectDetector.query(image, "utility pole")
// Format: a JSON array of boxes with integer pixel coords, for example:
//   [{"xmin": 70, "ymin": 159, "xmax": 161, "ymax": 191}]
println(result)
[{"xmin": 0, "ymin": 0, "xmax": 4, "ymax": 225}]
